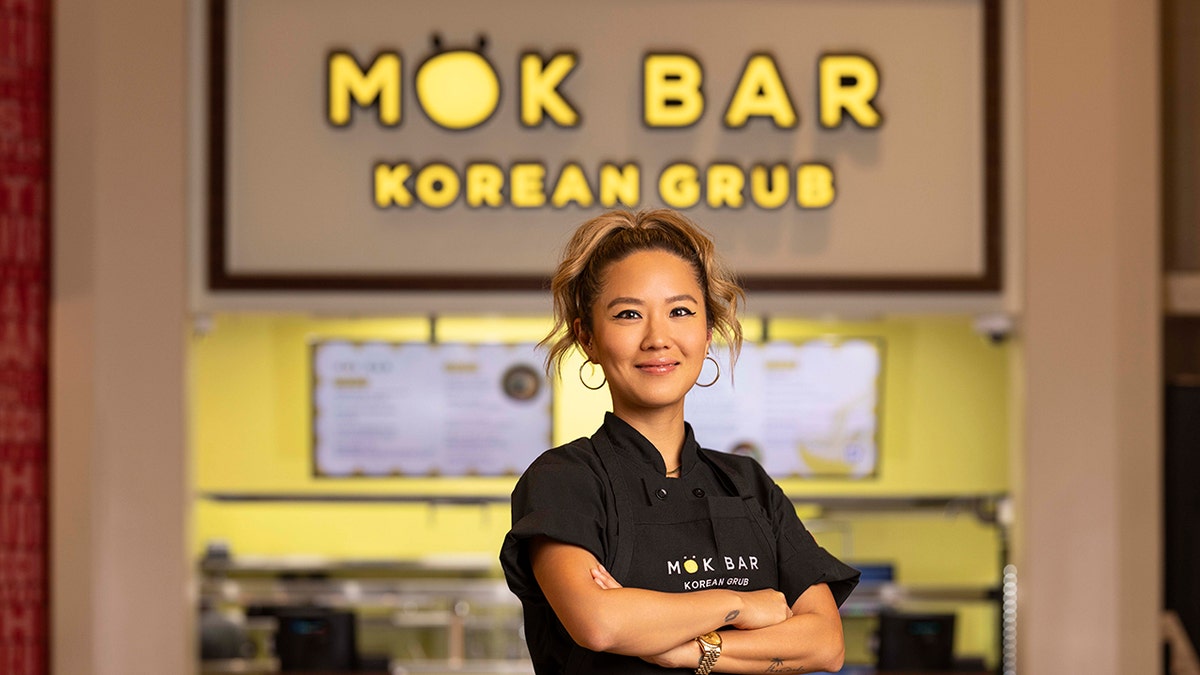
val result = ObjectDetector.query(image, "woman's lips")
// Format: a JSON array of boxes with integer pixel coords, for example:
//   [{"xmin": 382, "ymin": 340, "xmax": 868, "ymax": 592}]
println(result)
[{"xmin": 635, "ymin": 360, "xmax": 680, "ymax": 374}]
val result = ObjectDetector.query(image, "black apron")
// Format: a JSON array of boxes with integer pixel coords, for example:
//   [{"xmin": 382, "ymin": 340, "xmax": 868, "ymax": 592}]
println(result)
[{"xmin": 563, "ymin": 427, "xmax": 781, "ymax": 674}]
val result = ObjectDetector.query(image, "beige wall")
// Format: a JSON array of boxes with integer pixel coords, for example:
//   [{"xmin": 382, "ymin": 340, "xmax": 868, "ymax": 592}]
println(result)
[
  {"xmin": 52, "ymin": 0, "xmax": 191, "ymax": 673},
  {"xmin": 49, "ymin": 0, "xmax": 1163, "ymax": 673},
  {"xmin": 1019, "ymin": 0, "xmax": 1161, "ymax": 672}
]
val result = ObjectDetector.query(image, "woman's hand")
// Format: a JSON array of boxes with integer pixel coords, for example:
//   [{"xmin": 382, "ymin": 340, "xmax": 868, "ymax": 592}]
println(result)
[
  {"xmin": 726, "ymin": 588, "xmax": 793, "ymax": 631},
  {"xmin": 590, "ymin": 564, "xmax": 622, "ymax": 590}
]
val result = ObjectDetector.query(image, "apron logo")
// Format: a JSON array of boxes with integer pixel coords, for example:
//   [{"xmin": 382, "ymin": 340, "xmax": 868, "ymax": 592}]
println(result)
[
  {"xmin": 667, "ymin": 555, "xmax": 759, "ymax": 575},
  {"xmin": 667, "ymin": 555, "xmax": 710, "ymax": 575},
  {"xmin": 724, "ymin": 555, "xmax": 760, "ymax": 571}
]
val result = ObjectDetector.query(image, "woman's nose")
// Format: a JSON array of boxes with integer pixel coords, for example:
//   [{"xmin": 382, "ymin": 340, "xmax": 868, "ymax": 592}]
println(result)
[{"xmin": 641, "ymin": 317, "xmax": 670, "ymax": 349}]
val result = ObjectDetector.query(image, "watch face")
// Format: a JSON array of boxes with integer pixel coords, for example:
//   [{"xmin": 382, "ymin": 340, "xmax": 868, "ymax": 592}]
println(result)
[{"xmin": 700, "ymin": 631, "xmax": 722, "ymax": 646}]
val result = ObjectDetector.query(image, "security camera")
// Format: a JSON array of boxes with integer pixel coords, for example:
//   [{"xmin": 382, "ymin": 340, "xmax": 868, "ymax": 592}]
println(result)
[{"xmin": 973, "ymin": 313, "xmax": 1015, "ymax": 345}]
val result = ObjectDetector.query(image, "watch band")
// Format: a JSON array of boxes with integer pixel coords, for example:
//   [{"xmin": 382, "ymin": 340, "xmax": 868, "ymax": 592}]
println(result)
[{"xmin": 694, "ymin": 631, "xmax": 722, "ymax": 675}]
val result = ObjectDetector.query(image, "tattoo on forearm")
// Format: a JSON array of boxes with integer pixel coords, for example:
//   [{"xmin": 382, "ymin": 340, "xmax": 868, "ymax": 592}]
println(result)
[
  {"xmin": 766, "ymin": 658, "xmax": 805, "ymax": 673},
  {"xmin": 724, "ymin": 610, "xmax": 740, "ymax": 623}
]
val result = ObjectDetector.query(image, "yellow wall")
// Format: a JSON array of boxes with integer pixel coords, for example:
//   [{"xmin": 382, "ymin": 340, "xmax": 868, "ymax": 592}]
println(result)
[{"xmin": 190, "ymin": 312, "xmax": 1008, "ymax": 662}]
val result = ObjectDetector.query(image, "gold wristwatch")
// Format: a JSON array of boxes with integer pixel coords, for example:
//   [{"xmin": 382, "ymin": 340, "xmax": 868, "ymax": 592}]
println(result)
[{"xmin": 695, "ymin": 631, "xmax": 722, "ymax": 675}]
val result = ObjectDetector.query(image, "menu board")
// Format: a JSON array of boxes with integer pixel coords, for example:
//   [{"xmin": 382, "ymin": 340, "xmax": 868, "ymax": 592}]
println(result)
[
  {"xmin": 685, "ymin": 339, "xmax": 882, "ymax": 478},
  {"xmin": 312, "ymin": 341, "xmax": 552, "ymax": 476}
]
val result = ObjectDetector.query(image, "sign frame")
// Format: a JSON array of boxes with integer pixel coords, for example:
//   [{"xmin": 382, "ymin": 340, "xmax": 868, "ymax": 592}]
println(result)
[{"xmin": 206, "ymin": 0, "xmax": 1002, "ymax": 293}]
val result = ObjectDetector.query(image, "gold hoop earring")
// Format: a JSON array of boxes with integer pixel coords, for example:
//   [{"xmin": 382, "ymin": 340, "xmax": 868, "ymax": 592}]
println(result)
[
  {"xmin": 696, "ymin": 355, "xmax": 720, "ymax": 388},
  {"xmin": 579, "ymin": 360, "xmax": 606, "ymax": 390}
]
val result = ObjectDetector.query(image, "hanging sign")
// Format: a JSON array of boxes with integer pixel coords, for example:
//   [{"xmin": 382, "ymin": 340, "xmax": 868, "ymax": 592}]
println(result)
[{"xmin": 209, "ymin": 0, "xmax": 1000, "ymax": 291}]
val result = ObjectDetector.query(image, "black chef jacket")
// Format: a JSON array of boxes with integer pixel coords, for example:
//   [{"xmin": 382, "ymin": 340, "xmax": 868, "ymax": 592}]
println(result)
[{"xmin": 500, "ymin": 413, "xmax": 860, "ymax": 675}]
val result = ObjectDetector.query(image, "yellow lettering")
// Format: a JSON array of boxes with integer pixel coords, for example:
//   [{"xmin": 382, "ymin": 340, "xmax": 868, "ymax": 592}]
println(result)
[
  {"xmin": 819, "ymin": 55, "xmax": 881, "ymax": 128},
  {"xmin": 511, "ymin": 163, "xmax": 547, "ymax": 208},
  {"xmin": 465, "ymin": 163, "xmax": 504, "ymax": 208},
  {"xmin": 415, "ymin": 51, "xmax": 500, "ymax": 130},
  {"xmin": 599, "ymin": 164, "xmax": 640, "ymax": 207},
  {"xmin": 724, "ymin": 55, "xmax": 796, "ymax": 128},
  {"xmin": 374, "ymin": 163, "xmax": 413, "ymax": 207},
  {"xmin": 550, "ymin": 163, "xmax": 594, "ymax": 208},
  {"xmin": 328, "ymin": 52, "xmax": 401, "ymax": 126},
  {"xmin": 750, "ymin": 164, "xmax": 789, "ymax": 209},
  {"xmin": 643, "ymin": 54, "xmax": 704, "ymax": 127},
  {"xmin": 521, "ymin": 53, "xmax": 580, "ymax": 127},
  {"xmin": 377, "ymin": 162, "xmax": 833, "ymax": 210},
  {"xmin": 658, "ymin": 163, "xmax": 700, "ymax": 208},
  {"xmin": 706, "ymin": 164, "xmax": 744, "ymax": 208},
  {"xmin": 797, "ymin": 164, "xmax": 835, "ymax": 208},
  {"xmin": 414, "ymin": 163, "xmax": 460, "ymax": 209}
]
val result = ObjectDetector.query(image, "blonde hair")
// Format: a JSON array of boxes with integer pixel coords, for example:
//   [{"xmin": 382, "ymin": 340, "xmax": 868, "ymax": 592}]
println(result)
[{"xmin": 541, "ymin": 208, "xmax": 745, "ymax": 377}]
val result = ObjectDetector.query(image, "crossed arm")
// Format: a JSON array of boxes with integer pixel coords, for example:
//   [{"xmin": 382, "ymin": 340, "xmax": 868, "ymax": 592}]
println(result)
[{"xmin": 530, "ymin": 536, "xmax": 846, "ymax": 673}]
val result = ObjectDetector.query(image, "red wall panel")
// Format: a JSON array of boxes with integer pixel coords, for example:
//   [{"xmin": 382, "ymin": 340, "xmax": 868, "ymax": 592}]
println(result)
[{"xmin": 0, "ymin": 0, "xmax": 50, "ymax": 673}]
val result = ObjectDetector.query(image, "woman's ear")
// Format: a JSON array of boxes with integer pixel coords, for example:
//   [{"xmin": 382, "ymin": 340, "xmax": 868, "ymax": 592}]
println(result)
[{"xmin": 572, "ymin": 318, "xmax": 593, "ymax": 358}]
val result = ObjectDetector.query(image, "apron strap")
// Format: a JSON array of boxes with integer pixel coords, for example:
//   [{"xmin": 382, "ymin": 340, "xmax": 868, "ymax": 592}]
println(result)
[
  {"xmin": 696, "ymin": 447, "xmax": 753, "ymax": 497},
  {"xmin": 589, "ymin": 427, "xmax": 640, "ymax": 580}
]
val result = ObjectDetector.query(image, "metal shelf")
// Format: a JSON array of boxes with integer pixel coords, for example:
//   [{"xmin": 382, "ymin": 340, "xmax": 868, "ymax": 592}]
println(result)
[
  {"xmin": 200, "ymin": 575, "xmax": 519, "ymax": 610},
  {"xmin": 839, "ymin": 583, "xmax": 1000, "ymax": 616},
  {"xmin": 199, "ymin": 491, "xmax": 1009, "ymax": 530}
]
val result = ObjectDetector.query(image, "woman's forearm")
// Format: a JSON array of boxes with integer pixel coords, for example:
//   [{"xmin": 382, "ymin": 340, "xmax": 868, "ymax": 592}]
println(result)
[
  {"xmin": 712, "ymin": 611, "xmax": 845, "ymax": 674},
  {"xmin": 531, "ymin": 538, "xmax": 792, "ymax": 657},
  {"xmin": 533, "ymin": 539, "xmax": 747, "ymax": 654},
  {"xmin": 646, "ymin": 584, "xmax": 845, "ymax": 674},
  {"xmin": 575, "ymin": 585, "xmax": 747, "ymax": 655}
]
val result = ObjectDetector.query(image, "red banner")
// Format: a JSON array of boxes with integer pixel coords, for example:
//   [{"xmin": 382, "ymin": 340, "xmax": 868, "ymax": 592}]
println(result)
[{"xmin": 0, "ymin": 0, "xmax": 50, "ymax": 672}]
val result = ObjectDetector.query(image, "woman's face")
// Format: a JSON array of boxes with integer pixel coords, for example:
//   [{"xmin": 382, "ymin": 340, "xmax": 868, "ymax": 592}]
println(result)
[{"xmin": 576, "ymin": 249, "xmax": 711, "ymax": 418}]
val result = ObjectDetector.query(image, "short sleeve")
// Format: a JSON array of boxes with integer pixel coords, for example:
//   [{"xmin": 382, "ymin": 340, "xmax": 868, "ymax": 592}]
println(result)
[
  {"xmin": 500, "ymin": 445, "xmax": 609, "ymax": 600},
  {"xmin": 766, "ymin": 481, "xmax": 861, "ymax": 607}
]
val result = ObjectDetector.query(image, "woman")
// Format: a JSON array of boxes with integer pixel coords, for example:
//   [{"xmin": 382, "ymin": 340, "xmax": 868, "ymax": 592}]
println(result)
[{"xmin": 501, "ymin": 209, "xmax": 859, "ymax": 674}]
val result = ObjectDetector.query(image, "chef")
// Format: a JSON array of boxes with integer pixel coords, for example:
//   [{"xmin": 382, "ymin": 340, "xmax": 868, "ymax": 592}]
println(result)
[{"xmin": 501, "ymin": 209, "xmax": 859, "ymax": 675}]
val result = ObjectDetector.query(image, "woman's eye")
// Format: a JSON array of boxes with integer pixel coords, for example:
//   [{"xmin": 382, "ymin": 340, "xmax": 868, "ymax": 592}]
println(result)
[
  {"xmin": 670, "ymin": 307, "xmax": 697, "ymax": 317},
  {"xmin": 613, "ymin": 310, "xmax": 641, "ymax": 320}
]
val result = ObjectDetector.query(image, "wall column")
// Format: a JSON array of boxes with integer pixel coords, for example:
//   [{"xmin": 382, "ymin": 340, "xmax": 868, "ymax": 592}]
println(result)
[
  {"xmin": 1019, "ymin": 0, "xmax": 1161, "ymax": 672},
  {"xmin": 51, "ymin": 0, "xmax": 191, "ymax": 672}
]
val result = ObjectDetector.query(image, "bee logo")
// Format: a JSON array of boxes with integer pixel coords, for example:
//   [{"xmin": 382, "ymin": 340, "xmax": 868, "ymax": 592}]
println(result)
[{"xmin": 415, "ymin": 34, "xmax": 500, "ymax": 130}]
